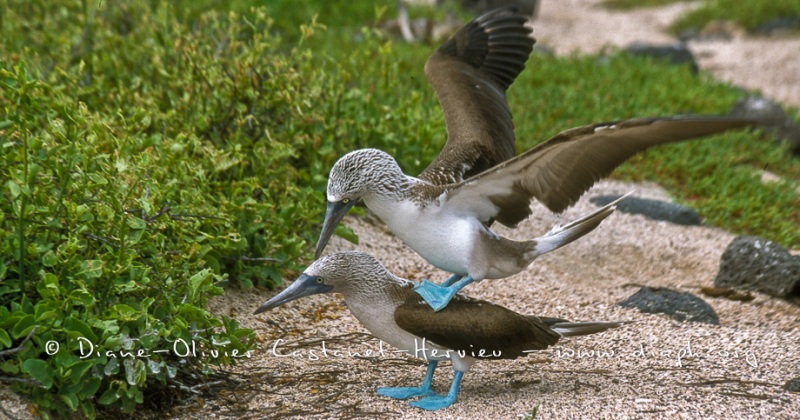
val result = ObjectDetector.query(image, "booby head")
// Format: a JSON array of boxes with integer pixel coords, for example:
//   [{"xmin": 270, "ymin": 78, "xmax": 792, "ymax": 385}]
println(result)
[
  {"xmin": 254, "ymin": 251, "xmax": 384, "ymax": 314},
  {"xmin": 316, "ymin": 149, "xmax": 406, "ymax": 258}
]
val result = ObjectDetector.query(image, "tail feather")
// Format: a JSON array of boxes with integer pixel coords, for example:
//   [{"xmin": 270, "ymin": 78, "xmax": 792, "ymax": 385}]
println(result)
[
  {"xmin": 532, "ymin": 191, "xmax": 634, "ymax": 256},
  {"xmin": 550, "ymin": 321, "xmax": 625, "ymax": 337}
]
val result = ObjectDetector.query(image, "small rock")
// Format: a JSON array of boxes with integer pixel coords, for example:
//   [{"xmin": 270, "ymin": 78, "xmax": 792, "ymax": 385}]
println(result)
[
  {"xmin": 785, "ymin": 377, "xmax": 800, "ymax": 392},
  {"xmin": 752, "ymin": 16, "xmax": 800, "ymax": 36},
  {"xmin": 624, "ymin": 42, "xmax": 698, "ymax": 73},
  {"xmin": 713, "ymin": 236, "xmax": 800, "ymax": 299},
  {"xmin": 618, "ymin": 287, "xmax": 720, "ymax": 325},
  {"xmin": 590, "ymin": 195, "xmax": 702, "ymax": 226},
  {"xmin": 728, "ymin": 95, "xmax": 800, "ymax": 156}
]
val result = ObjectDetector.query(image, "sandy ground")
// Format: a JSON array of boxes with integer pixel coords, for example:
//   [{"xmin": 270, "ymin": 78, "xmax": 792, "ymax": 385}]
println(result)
[
  {"xmin": 2, "ymin": 1, "xmax": 799, "ymax": 419},
  {"xmin": 211, "ymin": 180, "xmax": 800, "ymax": 419}
]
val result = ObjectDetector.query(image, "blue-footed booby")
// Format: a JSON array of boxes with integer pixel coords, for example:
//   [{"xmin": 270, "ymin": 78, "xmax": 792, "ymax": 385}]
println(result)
[
  {"xmin": 254, "ymin": 251, "xmax": 623, "ymax": 411},
  {"xmin": 314, "ymin": 7, "xmax": 765, "ymax": 311}
]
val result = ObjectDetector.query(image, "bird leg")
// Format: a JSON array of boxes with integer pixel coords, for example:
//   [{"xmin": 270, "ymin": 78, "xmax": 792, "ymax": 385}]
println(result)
[
  {"xmin": 413, "ymin": 275, "xmax": 474, "ymax": 311},
  {"xmin": 409, "ymin": 369, "xmax": 464, "ymax": 410},
  {"xmin": 440, "ymin": 273, "xmax": 463, "ymax": 287},
  {"xmin": 377, "ymin": 361, "xmax": 438, "ymax": 399}
]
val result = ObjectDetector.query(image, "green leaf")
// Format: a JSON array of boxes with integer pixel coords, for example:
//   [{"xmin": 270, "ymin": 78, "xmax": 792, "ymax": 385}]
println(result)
[
  {"xmin": 0, "ymin": 329, "xmax": 11, "ymax": 348},
  {"xmin": 37, "ymin": 273, "xmax": 61, "ymax": 300},
  {"xmin": 68, "ymin": 288, "xmax": 96, "ymax": 307},
  {"xmin": 11, "ymin": 315, "xmax": 35, "ymax": 339},
  {"xmin": 67, "ymin": 360, "xmax": 93, "ymax": 380},
  {"xmin": 87, "ymin": 173, "xmax": 108, "ymax": 185},
  {"xmin": 79, "ymin": 376, "xmax": 102, "ymax": 398},
  {"xmin": 97, "ymin": 385, "xmax": 120, "ymax": 405},
  {"xmin": 110, "ymin": 304, "xmax": 140, "ymax": 322},
  {"xmin": 21, "ymin": 359, "xmax": 54, "ymax": 389},
  {"xmin": 81, "ymin": 260, "xmax": 104, "ymax": 279},
  {"xmin": 126, "ymin": 217, "xmax": 146, "ymax": 230},
  {"xmin": 187, "ymin": 269, "xmax": 212, "ymax": 302},
  {"xmin": 64, "ymin": 317, "xmax": 97, "ymax": 343},
  {"xmin": 41, "ymin": 250, "xmax": 58, "ymax": 267},
  {"xmin": 6, "ymin": 180, "xmax": 21, "ymax": 199},
  {"xmin": 60, "ymin": 391, "xmax": 79, "ymax": 411},
  {"xmin": 81, "ymin": 400, "xmax": 96, "ymax": 418},
  {"xmin": 123, "ymin": 358, "xmax": 146, "ymax": 386},
  {"xmin": 103, "ymin": 358, "xmax": 120, "ymax": 376}
]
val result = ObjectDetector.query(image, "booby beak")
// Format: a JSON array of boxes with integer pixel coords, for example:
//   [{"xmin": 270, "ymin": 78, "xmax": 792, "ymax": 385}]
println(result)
[
  {"xmin": 253, "ymin": 273, "xmax": 333, "ymax": 314},
  {"xmin": 315, "ymin": 200, "xmax": 356, "ymax": 259}
]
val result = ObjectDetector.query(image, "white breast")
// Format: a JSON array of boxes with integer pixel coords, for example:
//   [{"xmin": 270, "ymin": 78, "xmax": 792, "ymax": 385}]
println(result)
[{"xmin": 365, "ymin": 196, "xmax": 478, "ymax": 275}]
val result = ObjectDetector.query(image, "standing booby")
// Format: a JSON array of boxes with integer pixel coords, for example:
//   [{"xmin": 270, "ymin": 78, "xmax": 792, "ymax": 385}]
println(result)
[
  {"xmin": 254, "ymin": 251, "xmax": 623, "ymax": 411},
  {"xmin": 313, "ymin": 7, "xmax": 764, "ymax": 311}
]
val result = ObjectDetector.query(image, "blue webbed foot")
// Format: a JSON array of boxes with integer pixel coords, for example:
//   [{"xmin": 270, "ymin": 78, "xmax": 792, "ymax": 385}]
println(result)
[
  {"xmin": 377, "ymin": 386, "xmax": 436, "ymax": 400},
  {"xmin": 413, "ymin": 276, "xmax": 474, "ymax": 312},
  {"xmin": 409, "ymin": 393, "xmax": 457, "ymax": 411},
  {"xmin": 408, "ymin": 369, "xmax": 464, "ymax": 411},
  {"xmin": 378, "ymin": 361, "xmax": 439, "ymax": 400}
]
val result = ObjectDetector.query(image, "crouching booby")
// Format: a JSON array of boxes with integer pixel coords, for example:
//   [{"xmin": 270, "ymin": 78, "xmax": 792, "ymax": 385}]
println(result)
[{"xmin": 254, "ymin": 251, "xmax": 624, "ymax": 411}]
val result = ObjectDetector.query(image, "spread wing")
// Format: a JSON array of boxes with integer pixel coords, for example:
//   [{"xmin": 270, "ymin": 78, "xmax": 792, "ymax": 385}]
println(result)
[
  {"xmin": 395, "ymin": 293, "xmax": 560, "ymax": 359},
  {"xmin": 441, "ymin": 116, "xmax": 762, "ymax": 227},
  {"xmin": 417, "ymin": 7, "xmax": 534, "ymax": 185}
]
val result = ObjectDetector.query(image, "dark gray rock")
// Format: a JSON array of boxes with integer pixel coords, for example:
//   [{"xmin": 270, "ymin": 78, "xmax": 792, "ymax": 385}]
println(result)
[
  {"xmin": 785, "ymin": 377, "xmax": 800, "ymax": 392},
  {"xmin": 625, "ymin": 42, "xmax": 699, "ymax": 73},
  {"xmin": 713, "ymin": 236, "xmax": 800, "ymax": 299},
  {"xmin": 753, "ymin": 16, "xmax": 800, "ymax": 36},
  {"xmin": 590, "ymin": 195, "xmax": 702, "ymax": 226},
  {"xmin": 618, "ymin": 287, "xmax": 720, "ymax": 325},
  {"xmin": 728, "ymin": 95, "xmax": 800, "ymax": 155}
]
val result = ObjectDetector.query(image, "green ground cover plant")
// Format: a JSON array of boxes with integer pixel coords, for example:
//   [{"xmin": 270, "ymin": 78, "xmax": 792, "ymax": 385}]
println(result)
[
  {"xmin": 672, "ymin": 0, "xmax": 800, "ymax": 33},
  {"xmin": 1, "ymin": 0, "xmax": 798, "ymax": 417},
  {"xmin": 602, "ymin": 0, "xmax": 800, "ymax": 33}
]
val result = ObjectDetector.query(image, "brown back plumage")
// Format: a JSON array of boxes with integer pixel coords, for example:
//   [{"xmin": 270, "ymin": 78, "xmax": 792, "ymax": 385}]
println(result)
[{"xmin": 394, "ymin": 288, "xmax": 560, "ymax": 359}]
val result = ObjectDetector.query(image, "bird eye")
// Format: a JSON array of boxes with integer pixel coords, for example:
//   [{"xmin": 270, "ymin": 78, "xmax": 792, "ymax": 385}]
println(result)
[
  {"xmin": 342, "ymin": 199, "xmax": 350, "ymax": 204},
  {"xmin": 316, "ymin": 277, "xmax": 324, "ymax": 284}
]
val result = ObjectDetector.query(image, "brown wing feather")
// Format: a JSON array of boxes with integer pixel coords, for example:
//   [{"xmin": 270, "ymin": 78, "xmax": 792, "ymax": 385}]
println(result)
[
  {"xmin": 418, "ymin": 8, "xmax": 534, "ymax": 186},
  {"xmin": 394, "ymin": 292, "xmax": 560, "ymax": 359},
  {"xmin": 450, "ymin": 116, "xmax": 764, "ymax": 227}
]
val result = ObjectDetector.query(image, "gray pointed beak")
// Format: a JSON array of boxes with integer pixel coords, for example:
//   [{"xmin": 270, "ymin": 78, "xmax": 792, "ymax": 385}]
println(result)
[
  {"xmin": 253, "ymin": 273, "xmax": 334, "ymax": 314},
  {"xmin": 315, "ymin": 200, "xmax": 356, "ymax": 259}
]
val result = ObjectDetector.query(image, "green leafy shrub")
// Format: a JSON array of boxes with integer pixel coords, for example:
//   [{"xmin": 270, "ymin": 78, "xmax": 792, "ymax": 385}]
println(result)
[
  {"xmin": 0, "ymin": 1, "xmax": 332, "ymax": 416},
  {"xmin": 0, "ymin": 58, "xmax": 256, "ymax": 416},
  {"xmin": 0, "ymin": 0, "xmax": 457, "ymax": 415}
]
